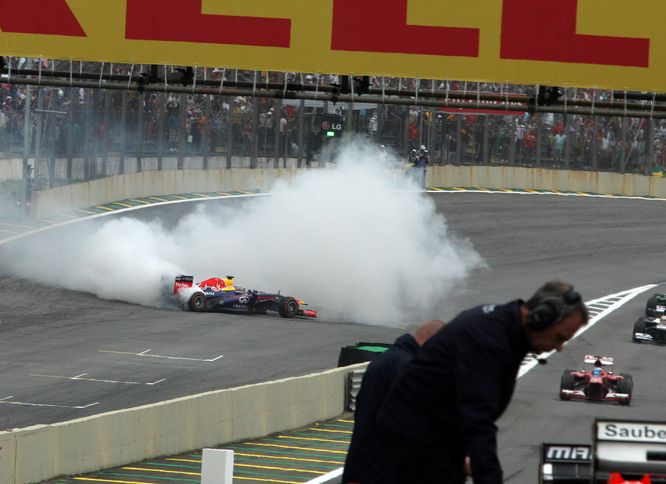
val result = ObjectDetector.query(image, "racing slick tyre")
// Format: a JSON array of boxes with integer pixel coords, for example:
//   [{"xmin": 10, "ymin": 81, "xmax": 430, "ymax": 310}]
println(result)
[
  {"xmin": 646, "ymin": 295, "xmax": 658, "ymax": 317},
  {"xmin": 632, "ymin": 320, "xmax": 646, "ymax": 343},
  {"xmin": 278, "ymin": 297, "xmax": 299, "ymax": 318},
  {"xmin": 618, "ymin": 374, "xmax": 633, "ymax": 406},
  {"xmin": 189, "ymin": 292, "xmax": 207, "ymax": 312},
  {"xmin": 559, "ymin": 370, "xmax": 575, "ymax": 400}
]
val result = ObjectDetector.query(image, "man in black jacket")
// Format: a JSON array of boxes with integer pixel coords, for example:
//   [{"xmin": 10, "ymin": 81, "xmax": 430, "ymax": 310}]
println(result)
[
  {"xmin": 377, "ymin": 281, "xmax": 588, "ymax": 484},
  {"xmin": 342, "ymin": 319, "xmax": 445, "ymax": 484}
]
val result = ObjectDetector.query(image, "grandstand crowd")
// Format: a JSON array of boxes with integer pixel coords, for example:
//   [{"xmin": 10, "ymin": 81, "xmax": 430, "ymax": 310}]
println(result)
[{"xmin": 1, "ymin": 58, "xmax": 664, "ymax": 191}]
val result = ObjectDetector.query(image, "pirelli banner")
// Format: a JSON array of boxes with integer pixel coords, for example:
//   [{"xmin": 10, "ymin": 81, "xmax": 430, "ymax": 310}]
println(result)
[{"xmin": 0, "ymin": 0, "xmax": 664, "ymax": 92}]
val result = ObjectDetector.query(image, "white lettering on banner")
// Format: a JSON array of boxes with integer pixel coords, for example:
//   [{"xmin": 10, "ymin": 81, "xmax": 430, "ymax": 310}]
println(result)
[
  {"xmin": 598, "ymin": 423, "xmax": 666, "ymax": 442},
  {"xmin": 546, "ymin": 446, "xmax": 590, "ymax": 461}
]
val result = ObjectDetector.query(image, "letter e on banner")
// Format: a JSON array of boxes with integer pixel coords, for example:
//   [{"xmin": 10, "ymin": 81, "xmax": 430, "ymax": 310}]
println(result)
[
  {"xmin": 0, "ymin": 0, "xmax": 85, "ymax": 36},
  {"xmin": 332, "ymin": 0, "xmax": 479, "ymax": 57},
  {"xmin": 501, "ymin": 0, "xmax": 649, "ymax": 67},
  {"xmin": 126, "ymin": 0, "xmax": 291, "ymax": 48}
]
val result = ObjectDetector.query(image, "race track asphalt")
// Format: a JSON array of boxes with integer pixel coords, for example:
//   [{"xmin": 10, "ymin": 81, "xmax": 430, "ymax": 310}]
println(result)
[{"xmin": 1, "ymin": 191, "xmax": 665, "ymax": 483}]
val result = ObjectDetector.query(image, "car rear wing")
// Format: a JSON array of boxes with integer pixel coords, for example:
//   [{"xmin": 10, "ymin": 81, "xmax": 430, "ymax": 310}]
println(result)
[
  {"xmin": 540, "ymin": 443, "xmax": 591, "ymax": 483},
  {"xmin": 539, "ymin": 443, "xmax": 666, "ymax": 483},
  {"xmin": 173, "ymin": 275, "xmax": 194, "ymax": 295},
  {"xmin": 584, "ymin": 355, "xmax": 614, "ymax": 366}
]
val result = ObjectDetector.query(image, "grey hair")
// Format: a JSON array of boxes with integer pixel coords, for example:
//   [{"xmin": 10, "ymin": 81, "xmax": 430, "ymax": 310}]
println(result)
[{"xmin": 526, "ymin": 280, "xmax": 589, "ymax": 324}]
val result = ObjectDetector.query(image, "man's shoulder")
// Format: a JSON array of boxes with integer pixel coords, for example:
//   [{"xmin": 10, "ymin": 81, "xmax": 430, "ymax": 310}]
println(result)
[
  {"xmin": 366, "ymin": 338, "xmax": 415, "ymax": 373},
  {"xmin": 447, "ymin": 300, "xmax": 522, "ymax": 335}
]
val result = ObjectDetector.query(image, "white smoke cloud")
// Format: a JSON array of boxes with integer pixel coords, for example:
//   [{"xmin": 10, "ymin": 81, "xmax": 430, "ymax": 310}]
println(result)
[{"xmin": 0, "ymin": 139, "xmax": 485, "ymax": 326}]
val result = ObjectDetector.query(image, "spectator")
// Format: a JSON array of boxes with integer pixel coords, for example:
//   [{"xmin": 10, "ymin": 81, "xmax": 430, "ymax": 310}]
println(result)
[
  {"xmin": 523, "ymin": 127, "xmax": 537, "ymax": 166},
  {"xmin": 0, "ymin": 63, "xmax": 661, "ymax": 176},
  {"xmin": 368, "ymin": 113, "xmax": 378, "ymax": 139},
  {"xmin": 553, "ymin": 131, "xmax": 567, "ymax": 166},
  {"xmin": 514, "ymin": 122, "xmax": 525, "ymax": 162},
  {"xmin": 408, "ymin": 122, "xmax": 419, "ymax": 150},
  {"xmin": 444, "ymin": 131, "xmax": 456, "ymax": 163},
  {"xmin": 279, "ymin": 110, "xmax": 289, "ymax": 160},
  {"xmin": 378, "ymin": 281, "xmax": 588, "ymax": 484},
  {"xmin": 342, "ymin": 320, "xmax": 445, "ymax": 484},
  {"xmin": 408, "ymin": 148, "xmax": 419, "ymax": 165},
  {"xmin": 166, "ymin": 96, "xmax": 180, "ymax": 152},
  {"xmin": 265, "ymin": 109, "xmax": 275, "ymax": 149},
  {"xmin": 414, "ymin": 145, "xmax": 429, "ymax": 189}
]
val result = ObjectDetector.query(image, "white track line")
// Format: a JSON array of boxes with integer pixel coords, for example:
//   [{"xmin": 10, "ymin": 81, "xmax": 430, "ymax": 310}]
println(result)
[
  {"xmin": 0, "ymin": 396, "xmax": 99, "ymax": 409},
  {"xmin": 0, "ymin": 193, "xmax": 269, "ymax": 246},
  {"xmin": 304, "ymin": 468, "xmax": 343, "ymax": 484},
  {"xmin": 518, "ymin": 283, "xmax": 658, "ymax": 377},
  {"xmin": 30, "ymin": 373, "xmax": 166, "ymax": 385},
  {"xmin": 99, "ymin": 349, "xmax": 224, "ymax": 362}
]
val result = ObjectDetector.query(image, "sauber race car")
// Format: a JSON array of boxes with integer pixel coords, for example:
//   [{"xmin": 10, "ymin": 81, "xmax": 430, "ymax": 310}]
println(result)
[
  {"xmin": 645, "ymin": 293, "xmax": 666, "ymax": 318},
  {"xmin": 559, "ymin": 355, "xmax": 633, "ymax": 406},
  {"xmin": 633, "ymin": 314, "xmax": 666, "ymax": 344},
  {"xmin": 173, "ymin": 275, "xmax": 317, "ymax": 319},
  {"xmin": 539, "ymin": 443, "xmax": 664, "ymax": 483}
]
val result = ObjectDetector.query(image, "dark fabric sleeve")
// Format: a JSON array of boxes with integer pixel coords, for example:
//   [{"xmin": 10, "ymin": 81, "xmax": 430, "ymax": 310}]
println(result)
[{"xmin": 455, "ymin": 343, "xmax": 507, "ymax": 484}]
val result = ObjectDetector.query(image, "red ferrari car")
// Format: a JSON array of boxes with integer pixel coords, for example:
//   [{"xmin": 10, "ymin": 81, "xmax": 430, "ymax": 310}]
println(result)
[{"xmin": 559, "ymin": 355, "xmax": 633, "ymax": 406}]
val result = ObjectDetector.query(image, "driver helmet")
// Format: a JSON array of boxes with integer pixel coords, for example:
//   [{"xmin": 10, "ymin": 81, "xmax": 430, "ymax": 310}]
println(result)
[
  {"xmin": 221, "ymin": 275, "xmax": 235, "ymax": 290},
  {"xmin": 420, "ymin": 145, "xmax": 426, "ymax": 151},
  {"xmin": 592, "ymin": 367, "xmax": 602, "ymax": 377}
]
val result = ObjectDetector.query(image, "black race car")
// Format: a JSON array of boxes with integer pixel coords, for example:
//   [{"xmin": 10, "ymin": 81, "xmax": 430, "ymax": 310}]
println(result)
[
  {"xmin": 645, "ymin": 293, "xmax": 666, "ymax": 317},
  {"xmin": 173, "ymin": 275, "xmax": 317, "ymax": 319},
  {"xmin": 633, "ymin": 315, "xmax": 666, "ymax": 344}
]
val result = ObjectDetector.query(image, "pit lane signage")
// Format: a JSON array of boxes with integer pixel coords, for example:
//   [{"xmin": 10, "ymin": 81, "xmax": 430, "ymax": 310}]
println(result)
[{"xmin": 1, "ymin": 0, "xmax": 665, "ymax": 91}]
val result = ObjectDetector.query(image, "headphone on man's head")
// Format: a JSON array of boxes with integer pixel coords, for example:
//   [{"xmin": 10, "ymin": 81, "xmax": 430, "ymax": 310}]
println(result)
[{"xmin": 527, "ymin": 288, "xmax": 582, "ymax": 332}]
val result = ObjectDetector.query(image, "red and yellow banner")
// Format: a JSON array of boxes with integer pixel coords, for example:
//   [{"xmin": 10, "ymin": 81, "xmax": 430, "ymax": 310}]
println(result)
[{"xmin": 0, "ymin": 0, "xmax": 663, "ymax": 91}]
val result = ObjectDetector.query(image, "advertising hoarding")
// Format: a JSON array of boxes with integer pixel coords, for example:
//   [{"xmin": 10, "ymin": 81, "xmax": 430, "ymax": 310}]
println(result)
[{"xmin": 0, "ymin": 0, "xmax": 663, "ymax": 91}]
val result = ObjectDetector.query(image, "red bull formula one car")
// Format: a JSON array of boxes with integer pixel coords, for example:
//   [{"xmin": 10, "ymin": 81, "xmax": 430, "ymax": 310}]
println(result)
[
  {"xmin": 559, "ymin": 355, "xmax": 633, "ymax": 406},
  {"xmin": 173, "ymin": 275, "xmax": 317, "ymax": 319}
]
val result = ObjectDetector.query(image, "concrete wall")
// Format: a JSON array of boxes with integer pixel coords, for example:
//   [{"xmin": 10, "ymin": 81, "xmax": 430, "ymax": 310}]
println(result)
[
  {"xmin": 0, "ymin": 363, "xmax": 365, "ymax": 484},
  {"xmin": 33, "ymin": 165, "xmax": 666, "ymax": 219},
  {"xmin": 33, "ymin": 167, "xmax": 301, "ymax": 219},
  {"xmin": 0, "ymin": 158, "xmax": 23, "ymax": 183},
  {"xmin": 428, "ymin": 165, "xmax": 666, "ymax": 198}
]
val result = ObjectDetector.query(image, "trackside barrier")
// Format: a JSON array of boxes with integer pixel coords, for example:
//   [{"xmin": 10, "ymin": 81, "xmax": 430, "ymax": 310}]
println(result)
[
  {"xmin": 0, "ymin": 363, "xmax": 367, "ymax": 484},
  {"xmin": 33, "ymin": 165, "xmax": 666, "ymax": 220},
  {"xmin": 428, "ymin": 166, "xmax": 666, "ymax": 199},
  {"xmin": 0, "ymin": 158, "xmax": 22, "ymax": 181},
  {"xmin": 33, "ymin": 167, "xmax": 300, "ymax": 219}
]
